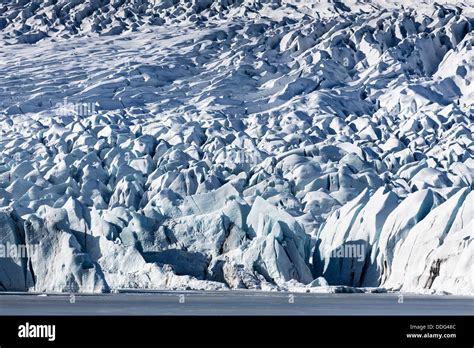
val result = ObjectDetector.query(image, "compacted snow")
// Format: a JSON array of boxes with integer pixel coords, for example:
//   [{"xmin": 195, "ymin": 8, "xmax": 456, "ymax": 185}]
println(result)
[{"xmin": 0, "ymin": 0, "xmax": 472, "ymax": 295}]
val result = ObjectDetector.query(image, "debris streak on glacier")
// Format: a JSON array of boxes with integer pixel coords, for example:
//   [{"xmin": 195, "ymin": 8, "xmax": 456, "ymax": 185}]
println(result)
[{"xmin": 0, "ymin": 0, "xmax": 472, "ymax": 295}]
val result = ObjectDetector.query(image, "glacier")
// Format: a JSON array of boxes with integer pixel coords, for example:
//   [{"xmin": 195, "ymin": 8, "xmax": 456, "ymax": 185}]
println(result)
[{"xmin": 0, "ymin": 0, "xmax": 472, "ymax": 295}]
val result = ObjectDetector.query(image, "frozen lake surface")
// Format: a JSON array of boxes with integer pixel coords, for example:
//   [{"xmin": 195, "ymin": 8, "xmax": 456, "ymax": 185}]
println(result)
[{"xmin": 0, "ymin": 291, "xmax": 472, "ymax": 316}]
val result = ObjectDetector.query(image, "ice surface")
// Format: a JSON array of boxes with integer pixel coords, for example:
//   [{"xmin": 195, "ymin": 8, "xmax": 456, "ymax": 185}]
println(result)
[{"xmin": 0, "ymin": 0, "xmax": 472, "ymax": 294}]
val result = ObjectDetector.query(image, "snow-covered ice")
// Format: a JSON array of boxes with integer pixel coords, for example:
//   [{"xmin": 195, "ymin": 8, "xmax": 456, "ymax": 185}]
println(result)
[{"xmin": 0, "ymin": 0, "xmax": 472, "ymax": 295}]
